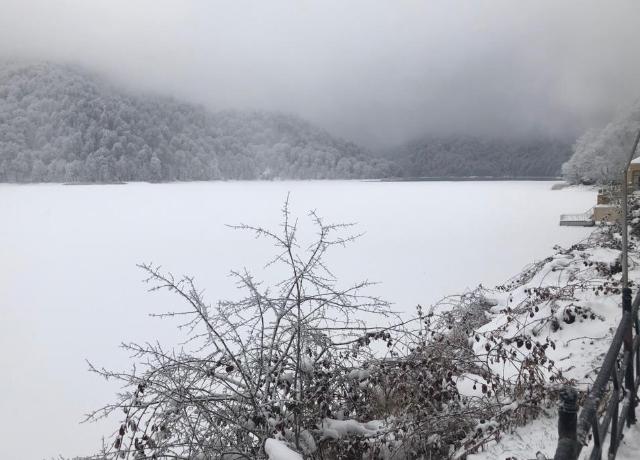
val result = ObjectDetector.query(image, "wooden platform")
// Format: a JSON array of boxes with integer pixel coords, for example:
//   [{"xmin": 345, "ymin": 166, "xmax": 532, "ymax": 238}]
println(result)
[{"xmin": 559, "ymin": 211, "xmax": 595, "ymax": 227}]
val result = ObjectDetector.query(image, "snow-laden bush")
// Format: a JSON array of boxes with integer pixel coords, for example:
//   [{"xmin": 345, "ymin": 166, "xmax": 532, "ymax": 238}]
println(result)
[
  {"xmin": 87, "ymin": 199, "xmax": 398, "ymax": 459},
  {"xmin": 87, "ymin": 202, "xmax": 623, "ymax": 459},
  {"xmin": 562, "ymin": 101, "xmax": 640, "ymax": 184}
]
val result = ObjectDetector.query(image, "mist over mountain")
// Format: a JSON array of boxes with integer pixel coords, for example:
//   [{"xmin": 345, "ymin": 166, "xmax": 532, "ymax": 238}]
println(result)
[
  {"xmin": 562, "ymin": 100, "xmax": 640, "ymax": 184},
  {"xmin": 0, "ymin": 61, "xmax": 577, "ymax": 183},
  {"xmin": 387, "ymin": 136, "xmax": 572, "ymax": 178},
  {"xmin": 0, "ymin": 62, "xmax": 394, "ymax": 182}
]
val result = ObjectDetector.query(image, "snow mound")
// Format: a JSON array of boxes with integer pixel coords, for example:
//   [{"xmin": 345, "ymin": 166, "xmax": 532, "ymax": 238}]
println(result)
[
  {"xmin": 320, "ymin": 418, "xmax": 383, "ymax": 440},
  {"xmin": 264, "ymin": 438, "xmax": 302, "ymax": 460}
]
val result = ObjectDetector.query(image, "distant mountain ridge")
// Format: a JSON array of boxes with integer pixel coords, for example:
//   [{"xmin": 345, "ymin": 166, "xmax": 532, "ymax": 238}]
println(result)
[
  {"xmin": 0, "ymin": 61, "xmax": 572, "ymax": 183},
  {"xmin": 0, "ymin": 61, "xmax": 394, "ymax": 182},
  {"xmin": 386, "ymin": 136, "xmax": 572, "ymax": 179}
]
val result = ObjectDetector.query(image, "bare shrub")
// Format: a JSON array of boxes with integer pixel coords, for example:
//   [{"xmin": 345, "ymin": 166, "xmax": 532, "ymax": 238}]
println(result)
[
  {"xmin": 87, "ymin": 202, "xmax": 612, "ymax": 459},
  {"xmin": 86, "ymin": 199, "xmax": 396, "ymax": 459}
]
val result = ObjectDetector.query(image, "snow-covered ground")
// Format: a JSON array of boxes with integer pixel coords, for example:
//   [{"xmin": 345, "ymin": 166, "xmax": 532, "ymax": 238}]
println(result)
[
  {"xmin": 466, "ymin": 222, "xmax": 637, "ymax": 459},
  {"xmin": 0, "ymin": 180, "xmax": 595, "ymax": 459}
]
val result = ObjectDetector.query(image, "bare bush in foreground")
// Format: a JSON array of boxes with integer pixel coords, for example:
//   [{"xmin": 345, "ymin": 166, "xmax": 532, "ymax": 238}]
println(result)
[
  {"xmin": 87, "ymin": 203, "xmax": 612, "ymax": 460},
  {"xmin": 86, "ymin": 199, "xmax": 395, "ymax": 459}
]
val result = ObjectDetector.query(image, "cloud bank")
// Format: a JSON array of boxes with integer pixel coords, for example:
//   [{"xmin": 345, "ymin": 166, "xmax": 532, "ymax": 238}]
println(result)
[{"xmin": 2, "ymin": 0, "xmax": 640, "ymax": 147}]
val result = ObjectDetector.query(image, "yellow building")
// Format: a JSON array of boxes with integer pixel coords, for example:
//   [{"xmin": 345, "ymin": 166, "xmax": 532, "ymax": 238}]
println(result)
[
  {"xmin": 561, "ymin": 163, "xmax": 640, "ymax": 226},
  {"xmin": 628, "ymin": 158, "xmax": 640, "ymax": 189},
  {"xmin": 593, "ymin": 204, "xmax": 620, "ymax": 223},
  {"xmin": 591, "ymin": 185, "xmax": 619, "ymax": 223},
  {"xmin": 593, "ymin": 160, "xmax": 640, "ymax": 222}
]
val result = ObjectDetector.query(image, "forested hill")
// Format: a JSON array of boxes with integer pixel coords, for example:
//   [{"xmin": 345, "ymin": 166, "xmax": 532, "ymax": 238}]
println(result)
[
  {"xmin": 0, "ymin": 61, "xmax": 575, "ymax": 183},
  {"xmin": 561, "ymin": 101, "xmax": 640, "ymax": 185},
  {"xmin": 387, "ymin": 136, "xmax": 572, "ymax": 178},
  {"xmin": 0, "ymin": 62, "xmax": 394, "ymax": 182}
]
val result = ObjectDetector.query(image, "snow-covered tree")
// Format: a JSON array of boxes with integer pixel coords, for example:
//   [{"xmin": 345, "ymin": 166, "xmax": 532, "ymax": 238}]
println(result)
[{"xmin": 562, "ymin": 101, "xmax": 640, "ymax": 184}]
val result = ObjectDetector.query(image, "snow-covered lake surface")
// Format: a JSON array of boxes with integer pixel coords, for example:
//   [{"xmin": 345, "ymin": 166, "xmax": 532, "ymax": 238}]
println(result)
[{"xmin": 0, "ymin": 180, "xmax": 595, "ymax": 459}]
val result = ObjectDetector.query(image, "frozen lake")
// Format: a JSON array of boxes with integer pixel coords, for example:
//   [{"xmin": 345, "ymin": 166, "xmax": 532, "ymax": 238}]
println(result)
[{"xmin": 0, "ymin": 180, "xmax": 595, "ymax": 459}]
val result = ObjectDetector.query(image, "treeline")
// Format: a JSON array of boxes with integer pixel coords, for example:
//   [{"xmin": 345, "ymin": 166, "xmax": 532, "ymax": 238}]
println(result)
[
  {"xmin": 562, "ymin": 101, "xmax": 640, "ymax": 184},
  {"xmin": 386, "ymin": 136, "xmax": 572, "ymax": 178},
  {"xmin": 0, "ymin": 62, "xmax": 395, "ymax": 182},
  {"xmin": 0, "ymin": 61, "xmax": 574, "ymax": 183}
]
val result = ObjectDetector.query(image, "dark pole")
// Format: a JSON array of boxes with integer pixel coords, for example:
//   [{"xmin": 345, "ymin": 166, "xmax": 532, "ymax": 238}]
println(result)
[
  {"xmin": 554, "ymin": 386, "xmax": 579, "ymax": 460},
  {"xmin": 621, "ymin": 130, "xmax": 640, "ymax": 428},
  {"xmin": 621, "ymin": 129, "xmax": 640, "ymax": 290},
  {"xmin": 623, "ymin": 288, "xmax": 636, "ymax": 425}
]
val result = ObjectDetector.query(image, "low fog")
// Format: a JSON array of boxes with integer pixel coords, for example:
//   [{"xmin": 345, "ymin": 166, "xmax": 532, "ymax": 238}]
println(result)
[{"xmin": 2, "ymin": 0, "xmax": 640, "ymax": 147}]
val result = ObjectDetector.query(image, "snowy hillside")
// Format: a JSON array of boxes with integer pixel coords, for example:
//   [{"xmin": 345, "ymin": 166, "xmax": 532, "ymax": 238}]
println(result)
[
  {"xmin": 562, "ymin": 100, "xmax": 640, "ymax": 185},
  {"xmin": 0, "ymin": 61, "xmax": 583, "ymax": 185},
  {"xmin": 0, "ymin": 61, "xmax": 394, "ymax": 182},
  {"xmin": 387, "ymin": 135, "xmax": 572, "ymax": 178},
  {"xmin": 468, "ymin": 213, "xmax": 640, "ymax": 458}
]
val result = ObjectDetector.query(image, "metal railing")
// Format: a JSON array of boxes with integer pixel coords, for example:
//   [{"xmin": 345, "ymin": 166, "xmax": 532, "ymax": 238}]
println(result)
[{"xmin": 553, "ymin": 288, "xmax": 640, "ymax": 459}]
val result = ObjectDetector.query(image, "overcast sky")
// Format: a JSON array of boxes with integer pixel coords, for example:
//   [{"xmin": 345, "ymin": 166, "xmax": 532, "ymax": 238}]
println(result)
[{"xmin": 2, "ymin": 0, "xmax": 640, "ymax": 147}]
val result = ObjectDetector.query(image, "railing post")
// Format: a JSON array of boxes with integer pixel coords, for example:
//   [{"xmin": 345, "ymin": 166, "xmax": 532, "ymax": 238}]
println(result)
[
  {"xmin": 636, "ymin": 300, "xmax": 640, "ymax": 382},
  {"xmin": 610, "ymin": 370, "xmax": 620, "ymax": 457},
  {"xmin": 554, "ymin": 386, "xmax": 579, "ymax": 460},
  {"xmin": 623, "ymin": 287, "xmax": 636, "ymax": 425}
]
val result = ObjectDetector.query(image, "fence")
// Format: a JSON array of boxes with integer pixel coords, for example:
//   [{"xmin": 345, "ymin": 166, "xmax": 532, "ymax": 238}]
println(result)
[{"xmin": 553, "ymin": 288, "xmax": 640, "ymax": 459}]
